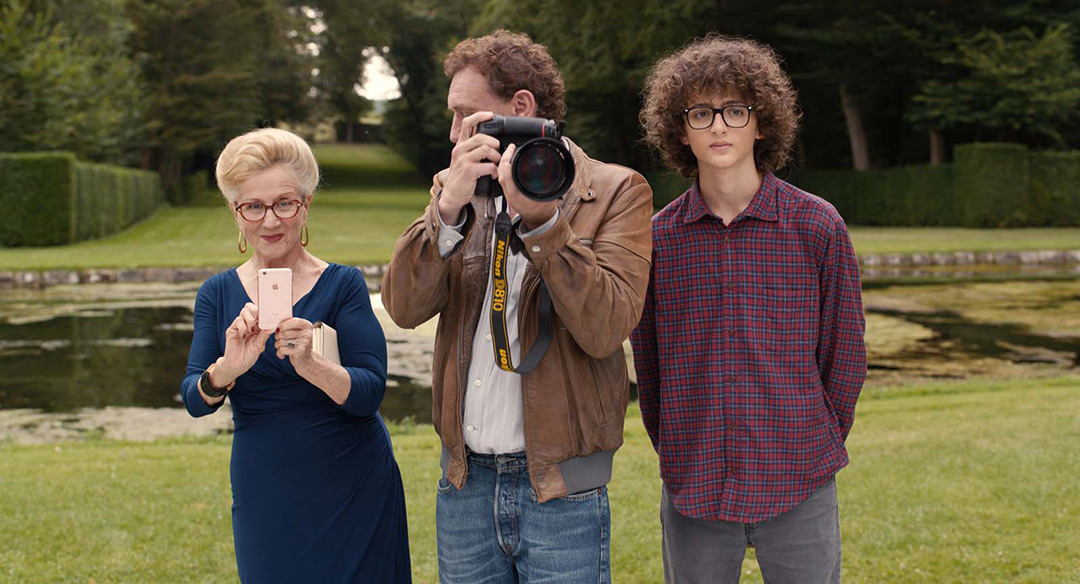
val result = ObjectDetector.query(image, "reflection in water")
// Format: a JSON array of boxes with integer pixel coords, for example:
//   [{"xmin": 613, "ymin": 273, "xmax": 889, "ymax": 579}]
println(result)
[
  {"xmin": 0, "ymin": 307, "xmax": 194, "ymax": 411},
  {"xmin": 867, "ymin": 307, "xmax": 1080, "ymax": 367},
  {"xmin": 382, "ymin": 375, "xmax": 433, "ymax": 424},
  {"xmin": 0, "ymin": 306, "xmax": 442, "ymax": 423},
  {"xmin": 1, "ymin": 282, "xmax": 1075, "ymax": 421}
]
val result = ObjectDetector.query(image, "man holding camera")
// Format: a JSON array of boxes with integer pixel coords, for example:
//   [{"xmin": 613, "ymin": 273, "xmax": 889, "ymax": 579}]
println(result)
[{"xmin": 382, "ymin": 30, "xmax": 653, "ymax": 583}]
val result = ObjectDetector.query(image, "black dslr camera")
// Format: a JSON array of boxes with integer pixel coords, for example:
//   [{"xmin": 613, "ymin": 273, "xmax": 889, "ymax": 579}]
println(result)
[{"xmin": 474, "ymin": 115, "xmax": 576, "ymax": 202}]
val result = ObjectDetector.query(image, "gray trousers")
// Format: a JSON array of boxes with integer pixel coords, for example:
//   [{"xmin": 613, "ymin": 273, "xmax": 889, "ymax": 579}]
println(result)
[{"xmin": 661, "ymin": 479, "xmax": 842, "ymax": 584}]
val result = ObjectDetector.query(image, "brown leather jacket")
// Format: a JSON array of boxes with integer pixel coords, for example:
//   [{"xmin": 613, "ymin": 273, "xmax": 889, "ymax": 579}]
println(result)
[{"xmin": 382, "ymin": 140, "xmax": 652, "ymax": 502}]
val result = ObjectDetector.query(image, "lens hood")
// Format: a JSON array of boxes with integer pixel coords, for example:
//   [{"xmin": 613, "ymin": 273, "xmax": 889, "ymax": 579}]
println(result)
[{"xmin": 510, "ymin": 137, "xmax": 575, "ymax": 202}]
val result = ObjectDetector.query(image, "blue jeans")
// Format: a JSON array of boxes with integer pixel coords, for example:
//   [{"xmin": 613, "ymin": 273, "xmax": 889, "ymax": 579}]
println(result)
[{"xmin": 436, "ymin": 451, "xmax": 611, "ymax": 583}]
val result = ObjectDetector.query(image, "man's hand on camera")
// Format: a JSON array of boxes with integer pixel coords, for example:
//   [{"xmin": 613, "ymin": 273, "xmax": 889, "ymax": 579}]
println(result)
[
  {"xmin": 500, "ymin": 143, "xmax": 558, "ymax": 230},
  {"xmin": 440, "ymin": 111, "xmax": 502, "ymax": 225}
]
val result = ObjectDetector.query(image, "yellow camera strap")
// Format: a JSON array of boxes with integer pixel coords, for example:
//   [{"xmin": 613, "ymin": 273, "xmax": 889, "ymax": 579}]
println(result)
[{"xmin": 489, "ymin": 198, "xmax": 553, "ymax": 374}]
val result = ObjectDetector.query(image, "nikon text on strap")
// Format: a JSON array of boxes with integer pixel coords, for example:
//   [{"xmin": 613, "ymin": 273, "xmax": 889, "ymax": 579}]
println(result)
[{"xmin": 489, "ymin": 197, "xmax": 553, "ymax": 374}]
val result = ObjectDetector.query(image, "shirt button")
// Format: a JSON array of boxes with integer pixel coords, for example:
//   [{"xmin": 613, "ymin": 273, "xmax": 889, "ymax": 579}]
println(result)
[
  {"xmin": 485, "ymin": 333, "xmax": 492, "ymax": 341},
  {"xmin": 531, "ymin": 244, "xmax": 541, "ymax": 253},
  {"xmin": 466, "ymin": 425, "xmax": 475, "ymax": 432},
  {"xmin": 474, "ymin": 379, "xmax": 482, "ymax": 387},
  {"xmin": 727, "ymin": 282, "xmax": 735, "ymax": 291},
  {"xmin": 728, "ymin": 420, "xmax": 738, "ymax": 431},
  {"xmin": 729, "ymin": 374, "xmax": 736, "ymax": 383},
  {"xmin": 444, "ymin": 239, "xmax": 454, "ymax": 246},
  {"xmin": 728, "ymin": 328, "xmax": 736, "ymax": 336}
]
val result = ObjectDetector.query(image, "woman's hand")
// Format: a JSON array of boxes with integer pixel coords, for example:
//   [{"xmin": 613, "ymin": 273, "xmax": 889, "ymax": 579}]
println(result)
[
  {"xmin": 275, "ymin": 317, "xmax": 316, "ymax": 371},
  {"xmin": 276, "ymin": 318, "xmax": 353, "ymax": 405},
  {"xmin": 217, "ymin": 302, "xmax": 273, "ymax": 384}
]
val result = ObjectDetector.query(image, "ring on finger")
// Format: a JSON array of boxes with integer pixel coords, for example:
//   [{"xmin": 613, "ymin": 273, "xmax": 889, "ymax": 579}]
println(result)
[{"xmin": 287, "ymin": 341, "xmax": 296, "ymax": 349}]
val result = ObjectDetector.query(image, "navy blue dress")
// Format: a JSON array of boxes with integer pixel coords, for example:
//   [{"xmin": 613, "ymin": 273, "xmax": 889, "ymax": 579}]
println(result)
[{"xmin": 182, "ymin": 263, "xmax": 411, "ymax": 583}]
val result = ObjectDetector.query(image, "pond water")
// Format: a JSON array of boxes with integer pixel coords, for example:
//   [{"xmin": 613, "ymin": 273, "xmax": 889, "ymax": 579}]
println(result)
[
  {"xmin": 0, "ymin": 306, "xmax": 193, "ymax": 411},
  {"xmin": 0, "ymin": 277, "xmax": 1077, "ymax": 436},
  {"xmin": 0, "ymin": 307, "xmax": 438, "ymax": 425},
  {"xmin": 0, "ymin": 283, "xmax": 439, "ymax": 426}
]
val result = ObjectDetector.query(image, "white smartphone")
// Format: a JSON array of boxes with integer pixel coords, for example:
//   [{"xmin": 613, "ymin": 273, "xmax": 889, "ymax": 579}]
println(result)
[{"xmin": 258, "ymin": 268, "xmax": 292, "ymax": 330}]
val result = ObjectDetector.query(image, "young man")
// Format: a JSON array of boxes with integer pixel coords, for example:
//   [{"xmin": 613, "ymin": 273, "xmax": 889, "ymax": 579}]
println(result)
[
  {"xmin": 632, "ymin": 35, "xmax": 867, "ymax": 584},
  {"xmin": 382, "ymin": 30, "xmax": 653, "ymax": 583}
]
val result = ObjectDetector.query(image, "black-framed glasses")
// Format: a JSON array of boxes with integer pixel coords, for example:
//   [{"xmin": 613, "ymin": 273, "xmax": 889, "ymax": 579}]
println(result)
[
  {"xmin": 684, "ymin": 105, "xmax": 755, "ymax": 130},
  {"xmin": 234, "ymin": 198, "xmax": 305, "ymax": 222}
]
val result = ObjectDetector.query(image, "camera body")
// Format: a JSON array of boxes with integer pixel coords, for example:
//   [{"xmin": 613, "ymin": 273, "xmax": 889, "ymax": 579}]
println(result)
[{"xmin": 474, "ymin": 115, "xmax": 576, "ymax": 202}]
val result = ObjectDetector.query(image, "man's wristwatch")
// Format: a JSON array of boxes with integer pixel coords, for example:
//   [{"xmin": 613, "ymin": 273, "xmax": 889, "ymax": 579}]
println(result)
[{"xmin": 198, "ymin": 364, "xmax": 235, "ymax": 398}]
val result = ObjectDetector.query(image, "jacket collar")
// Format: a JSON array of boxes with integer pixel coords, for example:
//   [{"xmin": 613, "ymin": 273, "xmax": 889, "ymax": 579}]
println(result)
[{"xmin": 563, "ymin": 137, "xmax": 595, "ymax": 204}]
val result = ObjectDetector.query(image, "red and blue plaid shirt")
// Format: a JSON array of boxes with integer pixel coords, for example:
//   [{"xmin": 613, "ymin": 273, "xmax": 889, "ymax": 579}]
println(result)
[{"xmin": 630, "ymin": 172, "xmax": 867, "ymax": 522}]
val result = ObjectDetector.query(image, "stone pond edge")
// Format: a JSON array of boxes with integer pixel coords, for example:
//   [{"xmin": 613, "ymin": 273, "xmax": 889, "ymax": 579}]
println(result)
[{"xmin": 2, "ymin": 249, "xmax": 1080, "ymax": 291}]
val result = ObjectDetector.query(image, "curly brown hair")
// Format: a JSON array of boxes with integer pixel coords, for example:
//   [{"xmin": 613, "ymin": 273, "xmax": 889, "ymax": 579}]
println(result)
[
  {"xmin": 444, "ymin": 30, "xmax": 566, "ymax": 122},
  {"xmin": 640, "ymin": 34, "xmax": 800, "ymax": 177}
]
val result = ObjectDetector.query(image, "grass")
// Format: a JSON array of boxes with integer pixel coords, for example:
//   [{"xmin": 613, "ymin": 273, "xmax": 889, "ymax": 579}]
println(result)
[
  {"xmin": 0, "ymin": 144, "xmax": 1078, "ymax": 271},
  {"xmin": 0, "ymin": 144, "xmax": 432, "ymax": 271},
  {"xmin": 2, "ymin": 376, "xmax": 1077, "ymax": 583},
  {"xmin": 849, "ymin": 227, "xmax": 1080, "ymax": 255},
  {"xmin": 0, "ymin": 188, "xmax": 431, "ymax": 270},
  {"xmin": 316, "ymin": 143, "xmax": 428, "ymax": 190}
]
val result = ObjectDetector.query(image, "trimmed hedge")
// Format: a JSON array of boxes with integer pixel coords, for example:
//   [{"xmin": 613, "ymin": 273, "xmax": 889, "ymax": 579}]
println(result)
[
  {"xmin": 794, "ymin": 165, "xmax": 954, "ymax": 226},
  {"xmin": 0, "ymin": 152, "xmax": 77, "ymax": 246},
  {"xmin": 1030, "ymin": 151, "xmax": 1080, "ymax": 227},
  {"xmin": 953, "ymin": 143, "xmax": 1030, "ymax": 227},
  {"xmin": 791, "ymin": 143, "xmax": 1080, "ymax": 227},
  {"xmin": 0, "ymin": 152, "xmax": 161, "ymax": 247}
]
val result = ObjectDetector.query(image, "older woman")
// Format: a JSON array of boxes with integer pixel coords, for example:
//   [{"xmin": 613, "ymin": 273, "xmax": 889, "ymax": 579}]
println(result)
[{"xmin": 181, "ymin": 128, "xmax": 410, "ymax": 583}]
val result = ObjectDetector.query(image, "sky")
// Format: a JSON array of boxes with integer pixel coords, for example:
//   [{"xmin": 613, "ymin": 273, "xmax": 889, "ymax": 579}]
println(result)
[{"xmin": 358, "ymin": 55, "xmax": 401, "ymax": 101}]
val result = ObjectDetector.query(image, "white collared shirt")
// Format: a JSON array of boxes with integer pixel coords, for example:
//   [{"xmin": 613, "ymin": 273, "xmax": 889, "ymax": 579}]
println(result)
[{"xmin": 437, "ymin": 196, "xmax": 558, "ymax": 454}]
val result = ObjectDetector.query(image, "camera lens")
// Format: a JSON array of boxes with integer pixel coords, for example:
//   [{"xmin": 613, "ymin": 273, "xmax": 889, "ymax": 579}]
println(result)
[
  {"xmin": 517, "ymin": 144, "xmax": 564, "ymax": 194},
  {"xmin": 512, "ymin": 138, "xmax": 574, "ymax": 201}
]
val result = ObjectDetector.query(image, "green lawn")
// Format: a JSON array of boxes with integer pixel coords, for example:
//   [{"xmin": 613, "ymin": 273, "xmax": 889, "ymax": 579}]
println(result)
[
  {"xmin": 0, "ymin": 144, "xmax": 1078, "ymax": 271},
  {"xmin": 0, "ymin": 142, "xmax": 1075, "ymax": 269},
  {"xmin": 316, "ymin": 143, "xmax": 429, "ymax": 190},
  {"xmin": 849, "ymin": 227, "xmax": 1080, "ymax": 255},
  {"xmin": 2, "ymin": 376, "xmax": 1077, "ymax": 583},
  {"xmin": 0, "ymin": 187, "xmax": 431, "ymax": 270},
  {"xmin": 3, "ymin": 201, "xmax": 1078, "ymax": 271},
  {"xmin": 0, "ymin": 144, "xmax": 433, "ymax": 271}
]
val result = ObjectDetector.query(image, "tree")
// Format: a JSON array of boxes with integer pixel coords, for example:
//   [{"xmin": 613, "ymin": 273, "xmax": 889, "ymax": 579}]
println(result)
[
  {"xmin": 126, "ymin": 0, "xmax": 312, "ymax": 187},
  {"xmin": 908, "ymin": 24, "xmax": 1080, "ymax": 149},
  {"xmin": 0, "ymin": 0, "xmax": 146, "ymax": 164},
  {"xmin": 773, "ymin": 0, "xmax": 916, "ymax": 170},
  {"xmin": 377, "ymin": 0, "xmax": 485, "ymax": 177},
  {"xmin": 254, "ymin": 4, "xmax": 317, "ymax": 127},
  {"xmin": 472, "ymin": 0, "xmax": 710, "ymax": 172},
  {"xmin": 307, "ymin": 0, "xmax": 378, "ymax": 142}
]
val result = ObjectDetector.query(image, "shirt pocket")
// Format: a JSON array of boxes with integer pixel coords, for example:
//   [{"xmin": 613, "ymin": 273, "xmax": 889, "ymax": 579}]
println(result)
[{"xmin": 759, "ymin": 274, "xmax": 819, "ymax": 355}]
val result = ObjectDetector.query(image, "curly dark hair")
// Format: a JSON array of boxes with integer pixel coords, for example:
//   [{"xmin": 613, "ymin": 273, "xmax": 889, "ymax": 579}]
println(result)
[
  {"xmin": 640, "ymin": 34, "xmax": 800, "ymax": 177},
  {"xmin": 444, "ymin": 30, "xmax": 566, "ymax": 122}
]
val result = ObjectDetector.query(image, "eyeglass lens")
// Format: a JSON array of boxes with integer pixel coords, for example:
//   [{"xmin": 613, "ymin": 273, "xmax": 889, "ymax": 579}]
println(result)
[
  {"xmin": 238, "ymin": 199, "xmax": 302, "ymax": 221},
  {"xmin": 687, "ymin": 106, "xmax": 751, "ymax": 130}
]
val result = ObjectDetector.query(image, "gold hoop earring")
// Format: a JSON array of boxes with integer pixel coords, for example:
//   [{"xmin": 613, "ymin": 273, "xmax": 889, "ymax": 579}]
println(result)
[
  {"xmin": 238, "ymin": 231, "xmax": 248, "ymax": 254},
  {"xmin": 300, "ymin": 224, "xmax": 309, "ymax": 247}
]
